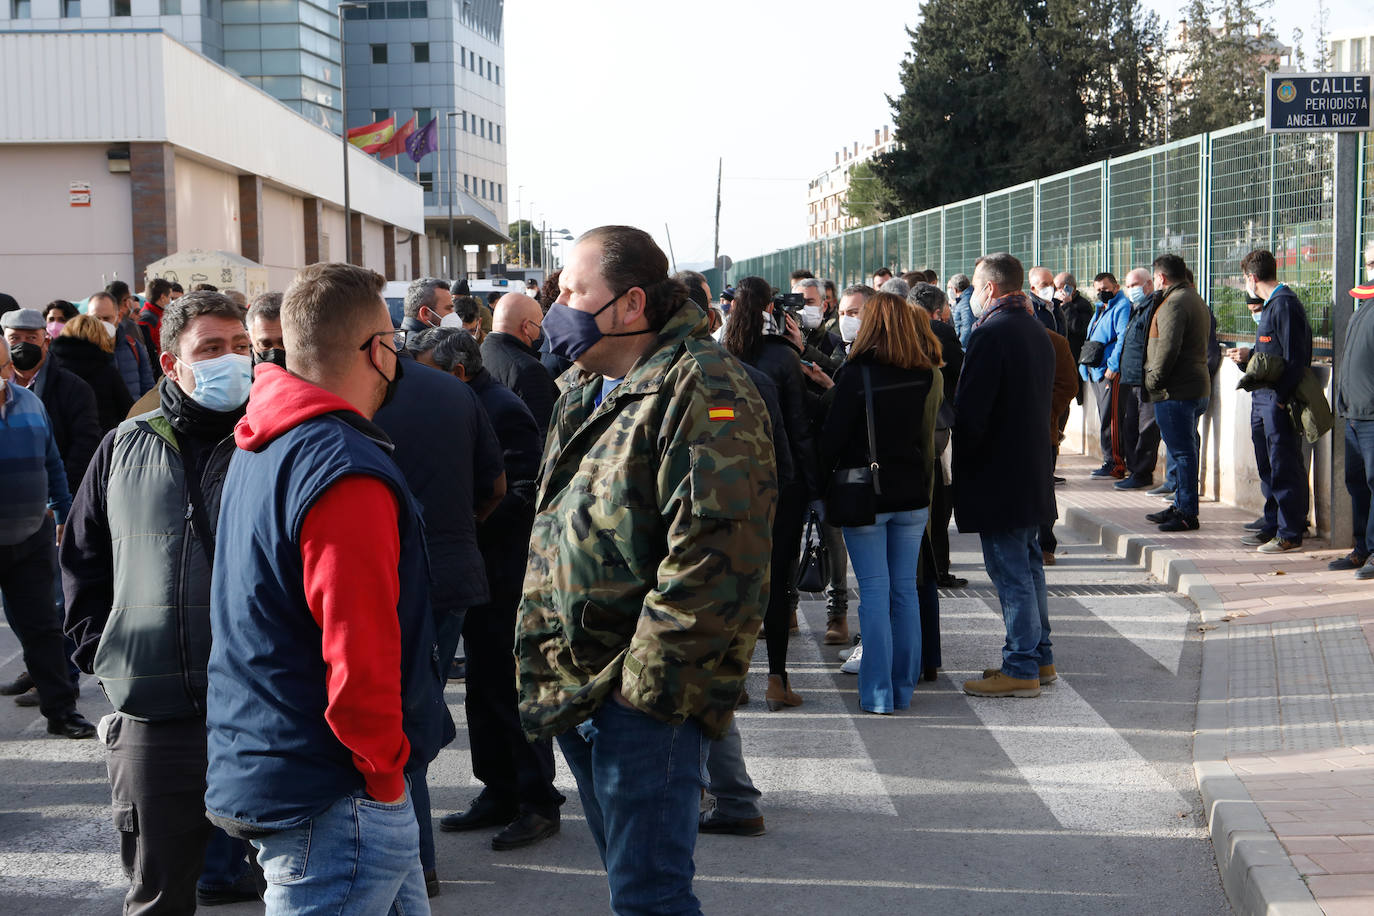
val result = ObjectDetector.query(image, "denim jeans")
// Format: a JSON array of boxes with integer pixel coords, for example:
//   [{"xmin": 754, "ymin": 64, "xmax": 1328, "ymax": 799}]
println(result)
[
  {"xmin": 557, "ymin": 699, "xmax": 707, "ymax": 916},
  {"xmin": 1155, "ymin": 397, "xmax": 1208, "ymax": 518},
  {"xmin": 1346, "ymin": 419, "xmax": 1374, "ymax": 555},
  {"xmin": 842, "ymin": 508, "xmax": 929, "ymax": 714},
  {"xmin": 979, "ymin": 527, "xmax": 1052, "ymax": 681},
  {"xmin": 251, "ymin": 784, "xmax": 429, "ymax": 916}
]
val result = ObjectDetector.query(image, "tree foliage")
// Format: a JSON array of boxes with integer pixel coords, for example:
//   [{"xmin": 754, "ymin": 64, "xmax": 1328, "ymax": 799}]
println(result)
[
  {"xmin": 841, "ymin": 160, "xmax": 899, "ymax": 227},
  {"xmin": 1168, "ymin": 0, "xmax": 1280, "ymax": 137},
  {"xmin": 875, "ymin": 0, "xmax": 1167, "ymax": 214},
  {"xmin": 504, "ymin": 220, "xmax": 542, "ymax": 267}
]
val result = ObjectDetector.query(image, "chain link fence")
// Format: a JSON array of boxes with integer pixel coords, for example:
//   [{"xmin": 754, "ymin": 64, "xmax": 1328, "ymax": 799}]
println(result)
[{"xmin": 732, "ymin": 118, "xmax": 1368, "ymax": 345}]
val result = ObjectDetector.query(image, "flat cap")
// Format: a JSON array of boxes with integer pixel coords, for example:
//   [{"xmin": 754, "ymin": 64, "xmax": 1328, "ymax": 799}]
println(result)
[{"xmin": 0, "ymin": 308, "xmax": 44, "ymax": 330}]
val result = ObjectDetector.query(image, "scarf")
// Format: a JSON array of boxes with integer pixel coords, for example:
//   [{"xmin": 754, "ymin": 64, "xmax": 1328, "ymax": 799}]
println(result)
[{"xmin": 973, "ymin": 290, "xmax": 1034, "ymax": 330}]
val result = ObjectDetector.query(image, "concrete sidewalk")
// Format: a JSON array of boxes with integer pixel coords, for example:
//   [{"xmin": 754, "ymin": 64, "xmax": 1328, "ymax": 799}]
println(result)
[{"xmin": 1053, "ymin": 448, "xmax": 1374, "ymax": 916}]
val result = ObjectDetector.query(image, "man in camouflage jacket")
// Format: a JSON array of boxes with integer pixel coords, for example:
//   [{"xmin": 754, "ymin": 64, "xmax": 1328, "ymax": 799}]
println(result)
[{"xmin": 516, "ymin": 226, "xmax": 776, "ymax": 915}]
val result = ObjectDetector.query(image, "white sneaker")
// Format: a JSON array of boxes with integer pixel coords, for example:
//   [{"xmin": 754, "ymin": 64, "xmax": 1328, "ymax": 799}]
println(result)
[{"xmin": 840, "ymin": 643, "xmax": 863, "ymax": 674}]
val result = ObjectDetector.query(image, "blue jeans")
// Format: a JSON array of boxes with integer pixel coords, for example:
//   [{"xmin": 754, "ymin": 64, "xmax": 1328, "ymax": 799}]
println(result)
[
  {"xmin": 1155, "ymin": 397, "xmax": 1208, "ymax": 518},
  {"xmin": 1346, "ymin": 419, "xmax": 1374, "ymax": 555},
  {"xmin": 557, "ymin": 699, "xmax": 707, "ymax": 916},
  {"xmin": 842, "ymin": 508, "xmax": 929, "ymax": 714},
  {"xmin": 251, "ymin": 784, "xmax": 429, "ymax": 915},
  {"xmin": 980, "ymin": 527, "xmax": 1052, "ymax": 681}
]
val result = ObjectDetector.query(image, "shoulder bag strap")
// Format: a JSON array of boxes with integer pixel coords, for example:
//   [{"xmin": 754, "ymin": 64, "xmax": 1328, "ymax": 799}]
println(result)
[{"xmin": 862, "ymin": 364, "xmax": 882, "ymax": 495}]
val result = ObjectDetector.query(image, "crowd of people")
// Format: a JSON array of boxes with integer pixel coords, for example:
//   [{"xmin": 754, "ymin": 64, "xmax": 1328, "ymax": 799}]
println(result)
[{"xmin": 2, "ymin": 225, "xmax": 1373, "ymax": 915}]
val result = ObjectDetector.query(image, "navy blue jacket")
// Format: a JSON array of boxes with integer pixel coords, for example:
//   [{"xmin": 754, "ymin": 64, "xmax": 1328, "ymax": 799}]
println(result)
[
  {"xmin": 1251, "ymin": 284, "xmax": 1313, "ymax": 402},
  {"xmin": 206, "ymin": 409, "xmax": 450, "ymax": 831},
  {"xmin": 468, "ymin": 368, "xmax": 542, "ymax": 594},
  {"xmin": 952, "ymin": 304, "xmax": 1056, "ymax": 533},
  {"xmin": 953, "ymin": 287, "xmax": 975, "ymax": 347},
  {"xmin": 482, "ymin": 331, "xmax": 559, "ymax": 439},
  {"xmin": 375, "ymin": 361, "xmax": 501, "ymax": 612}
]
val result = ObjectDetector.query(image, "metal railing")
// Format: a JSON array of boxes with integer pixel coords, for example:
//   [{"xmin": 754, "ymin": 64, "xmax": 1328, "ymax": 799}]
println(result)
[{"xmin": 731, "ymin": 120, "xmax": 1372, "ymax": 340}]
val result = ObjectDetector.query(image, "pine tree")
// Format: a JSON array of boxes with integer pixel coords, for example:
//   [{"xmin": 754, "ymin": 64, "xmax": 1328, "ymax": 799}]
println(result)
[{"xmin": 1170, "ymin": 0, "xmax": 1280, "ymax": 136}]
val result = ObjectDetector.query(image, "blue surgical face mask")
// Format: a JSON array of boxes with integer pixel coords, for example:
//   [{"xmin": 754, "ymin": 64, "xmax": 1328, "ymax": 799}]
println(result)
[
  {"xmin": 1251, "ymin": 309, "xmax": 1263, "ymax": 325},
  {"xmin": 1125, "ymin": 286, "xmax": 1145, "ymax": 305},
  {"xmin": 183, "ymin": 352, "xmax": 253, "ymax": 412},
  {"xmin": 542, "ymin": 290, "xmax": 652, "ymax": 364}
]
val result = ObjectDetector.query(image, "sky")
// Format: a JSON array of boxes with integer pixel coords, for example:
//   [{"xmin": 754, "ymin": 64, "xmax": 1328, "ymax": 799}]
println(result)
[{"xmin": 504, "ymin": 0, "xmax": 1369, "ymax": 270}]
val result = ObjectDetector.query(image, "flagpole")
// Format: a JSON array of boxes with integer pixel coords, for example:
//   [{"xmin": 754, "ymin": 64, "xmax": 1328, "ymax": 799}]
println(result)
[{"xmin": 337, "ymin": 2, "xmax": 366, "ymax": 265}]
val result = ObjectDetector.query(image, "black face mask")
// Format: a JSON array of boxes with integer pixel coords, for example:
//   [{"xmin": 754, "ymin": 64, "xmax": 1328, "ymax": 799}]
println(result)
[
  {"xmin": 1097, "ymin": 289, "xmax": 1113, "ymax": 304},
  {"xmin": 9, "ymin": 341, "xmax": 42, "ymax": 372},
  {"xmin": 371, "ymin": 346, "xmax": 404, "ymax": 409},
  {"xmin": 253, "ymin": 348, "xmax": 287, "ymax": 369}
]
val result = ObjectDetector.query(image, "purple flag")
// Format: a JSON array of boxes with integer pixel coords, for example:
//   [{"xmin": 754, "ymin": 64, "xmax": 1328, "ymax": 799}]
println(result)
[{"xmin": 406, "ymin": 117, "xmax": 438, "ymax": 163}]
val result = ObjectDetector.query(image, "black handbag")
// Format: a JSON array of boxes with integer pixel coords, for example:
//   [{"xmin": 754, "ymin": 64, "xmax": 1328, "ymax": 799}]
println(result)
[
  {"xmin": 795, "ymin": 508, "xmax": 830, "ymax": 593},
  {"xmin": 1078, "ymin": 339, "xmax": 1105, "ymax": 367},
  {"xmin": 826, "ymin": 365, "xmax": 882, "ymax": 528}
]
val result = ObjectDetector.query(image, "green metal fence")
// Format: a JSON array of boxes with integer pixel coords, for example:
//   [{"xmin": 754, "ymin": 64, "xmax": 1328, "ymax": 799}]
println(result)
[{"xmin": 731, "ymin": 119, "xmax": 1372, "ymax": 340}]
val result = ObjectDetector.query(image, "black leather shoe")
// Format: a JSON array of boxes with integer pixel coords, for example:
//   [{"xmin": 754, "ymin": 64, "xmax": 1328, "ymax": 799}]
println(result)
[
  {"xmin": 1146, "ymin": 505, "xmax": 1178, "ymax": 524},
  {"xmin": 1329, "ymin": 551, "xmax": 1370, "ymax": 571},
  {"xmin": 492, "ymin": 811, "xmax": 560, "ymax": 850},
  {"xmin": 0, "ymin": 671, "xmax": 34, "ymax": 696},
  {"xmin": 1241, "ymin": 530, "xmax": 1275, "ymax": 547},
  {"xmin": 439, "ymin": 795, "xmax": 518, "ymax": 832},
  {"xmin": 937, "ymin": 573, "xmax": 968, "ymax": 589},
  {"xmin": 46, "ymin": 711, "xmax": 96, "ymax": 739},
  {"xmin": 1243, "ymin": 517, "xmax": 1269, "ymax": 531},
  {"xmin": 1158, "ymin": 514, "xmax": 1199, "ymax": 532},
  {"xmin": 698, "ymin": 809, "xmax": 766, "ymax": 836}
]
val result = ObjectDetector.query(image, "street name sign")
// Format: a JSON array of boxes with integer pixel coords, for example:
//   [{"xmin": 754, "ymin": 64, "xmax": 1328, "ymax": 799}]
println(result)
[{"xmin": 1266, "ymin": 72, "xmax": 1371, "ymax": 133}]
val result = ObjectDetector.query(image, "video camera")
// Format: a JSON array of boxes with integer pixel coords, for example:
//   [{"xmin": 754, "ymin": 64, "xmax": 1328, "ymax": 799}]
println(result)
[{"xmin": 772, "ymin": 292, "xmax": 805, "ymax": 320}]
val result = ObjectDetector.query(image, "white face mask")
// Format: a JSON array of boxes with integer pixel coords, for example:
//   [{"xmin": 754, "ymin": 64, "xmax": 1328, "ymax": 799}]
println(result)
[
  {"xmin": 801, "ymin": 305, "xmax": 823, "ymax": 330},
  {"xmin": 440, "ymin": 312, "xmax": 465, "ymax": 329},
  {"xmin": 100, "ymin": 320, "xmax": 118, "ymax": 339},
  {"xmin": 970, "ymin": 286, "xmax": 990, "ymax": 318},
  {"xmin": 839, "ymin": 314, "xmax": 862, "ymax": 343},
  {"xmin": 1038, "ymin": 285, "xmax": 1055, "ymax": 302}
]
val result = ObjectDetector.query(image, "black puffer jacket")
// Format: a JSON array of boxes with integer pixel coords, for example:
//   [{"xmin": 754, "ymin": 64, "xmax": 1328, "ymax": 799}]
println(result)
[
  {"xmin": 1119, "ymin": 290, "xmax": 1162, "ymax": 387},
  {"xmin": 51, "ymin": 336, "xmax": 134, "ymax": 433}
]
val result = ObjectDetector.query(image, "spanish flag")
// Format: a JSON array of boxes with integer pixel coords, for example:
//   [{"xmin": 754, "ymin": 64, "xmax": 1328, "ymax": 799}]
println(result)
[
  {"xmin": 347, "ymin": 117, "xmax": 396, "ymax": 153},
  {"xmin": 708, "ymin": 407, "xmax": 735, "ymax": 421},
  {"xmin": 374, "ymin": 116, "xmax": 417, "ymax": 160}
]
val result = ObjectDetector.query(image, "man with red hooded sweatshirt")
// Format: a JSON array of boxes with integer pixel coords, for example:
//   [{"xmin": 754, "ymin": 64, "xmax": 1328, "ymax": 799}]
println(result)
[{"xmin": 204, "ymin": 263, "xmax": 450, "ymax": 913}]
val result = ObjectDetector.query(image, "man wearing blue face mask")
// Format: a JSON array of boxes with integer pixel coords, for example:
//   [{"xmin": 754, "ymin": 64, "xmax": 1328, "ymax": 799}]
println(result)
[{"xmin": 61, "ymin": 291, "xmax": 263, "ymax": 912}]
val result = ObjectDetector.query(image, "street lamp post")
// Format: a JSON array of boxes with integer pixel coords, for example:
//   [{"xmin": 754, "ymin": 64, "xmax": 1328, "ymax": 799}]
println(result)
[
  {"xmin": 445, "ymin": 111, "xmax": 459, "ymax": 278},
  {"xmin": 337, "ymin": 2, "xmax": 367, "ymax": 264}
]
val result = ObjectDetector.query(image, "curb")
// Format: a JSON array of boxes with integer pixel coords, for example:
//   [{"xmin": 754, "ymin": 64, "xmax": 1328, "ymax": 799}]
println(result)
[{"xmin": 1062, "ymin": 506, "xmax": 1323, "ymax": 916}]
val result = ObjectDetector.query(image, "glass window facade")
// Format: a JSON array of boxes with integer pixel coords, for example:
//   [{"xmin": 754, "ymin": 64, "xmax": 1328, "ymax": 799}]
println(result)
[{"xmin": 220, "ymin": 0, "xmax": 342, "ymax": 131}]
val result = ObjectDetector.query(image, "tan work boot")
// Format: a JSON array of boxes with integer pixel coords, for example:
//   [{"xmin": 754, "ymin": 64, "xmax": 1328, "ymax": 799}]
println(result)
[
  {"xmin": 962, "ymin": 672, "xmax": 1041, "ymax": 698},
  {"xmin": 823, "ymin": 616, "xmax": 849, "ymax": 645},
  {"xmin": 981, "ymin": 664, "xmax": 1057, "ymax": 685},
  {"xmin": 765, "ymin": 674, "xmax": 803, "ymax": 711},
  {"xmin": 789, "ymin": 609, "xmax": 799, "ymax": 633}
]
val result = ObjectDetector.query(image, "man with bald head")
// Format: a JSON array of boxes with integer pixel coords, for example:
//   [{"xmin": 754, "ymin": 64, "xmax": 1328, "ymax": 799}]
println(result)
[
  {"xmin": 481, "ymin": 292, "xmax": 559, "ymax": 437},
  {"xmin": 1028, "ymin": 266, "xmax": 1066, "ymax": 336}
]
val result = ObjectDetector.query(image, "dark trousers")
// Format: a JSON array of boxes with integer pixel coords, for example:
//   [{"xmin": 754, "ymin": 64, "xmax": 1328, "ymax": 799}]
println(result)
[
  {"xmin": 0, "ymin": 516, "xmax": 77, "ymax": 720},
  {"xmin": 1121, "ymin": 385, "xmax": 1161, "ymax": 480},
  {"xmin": 1091, "ymin": 377, "xmax": 1126, "ymax": 472},
  {"xmin": 768, "ymin": 483, "xmax": 805, "ymax": 676},
  {"xmin": 105, "ymin": 714, "xmax": 213, "ymax": 915},
  {"xmin": 415, "ymin": 605, "xmax": 468, "ymax": 872},
  {"xmin": 463, "ymin": 587, "xmax": 563, "ymax": 818},
  {"xmin": 1346, "ymin": 419, "xmax": 1374, "ymax": 556},
  {"xmin": 930, "ymin": 481, "xmax": 954, "ymax": 577},
  {"xmin": 1251, "ymin": 389, "xmax": 1309, "ymax": 541},
  {"xmin": 822, "ymin": 522, "xmax": 848, "ymax": 617}
]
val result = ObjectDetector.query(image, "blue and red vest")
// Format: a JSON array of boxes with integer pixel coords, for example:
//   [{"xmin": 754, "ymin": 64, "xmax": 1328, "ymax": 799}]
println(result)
[{"xmin": 205, "ymin": 410, "xmax": 451, "ymax": 830}]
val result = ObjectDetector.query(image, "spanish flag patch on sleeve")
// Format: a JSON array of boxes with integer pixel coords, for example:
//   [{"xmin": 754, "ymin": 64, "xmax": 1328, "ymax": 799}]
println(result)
[{"xmin": 708, "ymin": 407, "xmax": 735, "ymax": 421}]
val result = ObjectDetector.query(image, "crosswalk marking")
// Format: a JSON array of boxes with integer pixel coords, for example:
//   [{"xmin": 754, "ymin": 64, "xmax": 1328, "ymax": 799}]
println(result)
[{"xmin": 942, "ymin": 600, "xmax": 1202, "ymax": 837}]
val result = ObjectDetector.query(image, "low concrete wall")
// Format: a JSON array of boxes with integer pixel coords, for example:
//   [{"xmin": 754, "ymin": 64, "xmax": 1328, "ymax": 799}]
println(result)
[{"xmin": 1065, "ymin": 360, "xmax": 1339, "ymax": 543}]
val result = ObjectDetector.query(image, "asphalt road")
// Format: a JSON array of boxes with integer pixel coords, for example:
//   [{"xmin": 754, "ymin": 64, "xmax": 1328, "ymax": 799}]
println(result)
[{"xmin": 0, "ymin": 526, "xmax": 1230, "ymax": 915}]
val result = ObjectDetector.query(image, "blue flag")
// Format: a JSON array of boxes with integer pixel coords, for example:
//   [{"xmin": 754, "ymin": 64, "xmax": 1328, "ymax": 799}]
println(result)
[{"xmin": 407, "ymin": 117, "xmax": 438, "ymax": 163}]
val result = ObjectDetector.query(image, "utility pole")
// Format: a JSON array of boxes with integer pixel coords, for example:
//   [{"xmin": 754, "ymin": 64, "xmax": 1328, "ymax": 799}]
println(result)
[
  {"xmin": 664, "ymin": 223, "xmax": 677, "ymax": 273},
  {"xmin": 337, "ymin": 2, "xmax": 367, "ymax": 264},
  {"xmin": 713, "ymin": 157, "xmax": 722, "ymax": 275}
]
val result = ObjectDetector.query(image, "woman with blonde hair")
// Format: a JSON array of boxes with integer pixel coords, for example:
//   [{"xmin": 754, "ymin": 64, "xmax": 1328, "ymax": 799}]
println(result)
[
  {"xmin": 819, "ymin": 292, "xmax": 942, "ymax": 714},
  {"xmin": 54, "ymin": 314, "xmax": 133, "ymax": 431}
]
